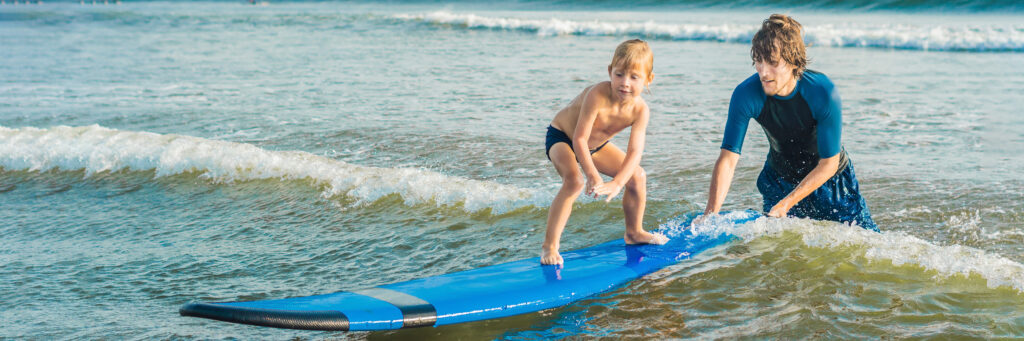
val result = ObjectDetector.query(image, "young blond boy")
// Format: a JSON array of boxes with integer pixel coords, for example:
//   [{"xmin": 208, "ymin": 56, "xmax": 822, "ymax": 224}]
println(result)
[{"xmin": 542, "ymin": 39, "xmax": 668, "ymax": 265}]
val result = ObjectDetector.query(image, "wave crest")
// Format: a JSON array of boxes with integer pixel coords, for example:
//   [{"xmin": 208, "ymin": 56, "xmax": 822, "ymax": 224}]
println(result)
[
  {"xmin": 669, "ymin": 213, "xmax": 1024, "ymax": 292},
  {"xmin": 394, "ymin": 11, "xmax": 1024, "ymax": 52},
  {"xmin": 0, "ymin": 125, "xmax": 549, "ymax": 213}
]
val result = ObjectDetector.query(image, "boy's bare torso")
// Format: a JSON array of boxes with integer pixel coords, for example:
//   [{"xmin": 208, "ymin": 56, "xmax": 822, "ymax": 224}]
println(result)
[{"xmin": 550, "ymin": 81, "xmax": 645, "ymax": 147}]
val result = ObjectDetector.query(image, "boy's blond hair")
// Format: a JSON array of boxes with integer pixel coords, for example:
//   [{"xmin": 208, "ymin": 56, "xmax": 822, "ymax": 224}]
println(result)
[
  {"xmin": 609, "ymin": 39, "xmax": 654, "ymax": 86},
  {"xmin": 751, "ymin": 14, "xmax": 808, "ymax": 79}
]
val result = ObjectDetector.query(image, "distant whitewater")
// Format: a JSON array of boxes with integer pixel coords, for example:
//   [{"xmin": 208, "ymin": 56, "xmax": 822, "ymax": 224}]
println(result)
[
  {"xmin": 394, "ymin": 11, "xmax": 1024, "ymax": 52},
  {"xmin": 479, "ymin": 0, "xmax": 1024, "ymax": 12},
  {"xmin": 0, "ymin": 125, "xmax": 551, "ymax": 213}
]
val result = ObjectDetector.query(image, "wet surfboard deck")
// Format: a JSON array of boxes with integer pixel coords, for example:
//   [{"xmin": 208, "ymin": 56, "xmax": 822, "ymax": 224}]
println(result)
[{"xmin": 179, "ymin": 211, "xmax": 760, "ymax": 331}]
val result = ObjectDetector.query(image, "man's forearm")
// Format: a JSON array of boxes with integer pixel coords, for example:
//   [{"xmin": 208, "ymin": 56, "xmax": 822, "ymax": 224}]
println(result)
[
  {"xmin": 778, "ymin": 156, "xmax": 840, "ymax": 210},
  {"xmin": 705, "ymin": 149, "xmax": 740, "ymax": 214}
]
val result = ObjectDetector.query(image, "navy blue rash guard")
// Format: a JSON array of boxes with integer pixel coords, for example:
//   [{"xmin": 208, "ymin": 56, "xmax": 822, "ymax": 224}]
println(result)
[{"xmin": 721, "ymin": 70, "xmax": 850, "ymax": 183}]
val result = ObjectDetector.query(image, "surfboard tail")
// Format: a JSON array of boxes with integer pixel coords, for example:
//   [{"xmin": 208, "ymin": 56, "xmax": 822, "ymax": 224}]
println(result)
[{"xmin": 179, "ymin": 302, "xmax": 351, "ymax": 331}]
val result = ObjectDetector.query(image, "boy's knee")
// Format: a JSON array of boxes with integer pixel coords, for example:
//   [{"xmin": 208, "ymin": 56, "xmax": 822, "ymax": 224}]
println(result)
[
  {"xmin": 626, "ymin": 166, "xmax": 643, "ymax": 184},
  {"xmin": 563, "ymin": 174, "xmax": 585, "ymax": 192},
  {"xmin": 627, "ymin": 167, "xmax": 647, "ymax": 189}
]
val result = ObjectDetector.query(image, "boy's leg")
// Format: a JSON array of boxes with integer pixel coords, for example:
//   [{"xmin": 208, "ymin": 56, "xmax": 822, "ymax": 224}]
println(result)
[
  {"xmin": 543, "ymin": 143, "xmax": 584, "ymax": 265},
  {"xmin": 590, "ymin": 143, "xmax": 666, "ymax": 245}
]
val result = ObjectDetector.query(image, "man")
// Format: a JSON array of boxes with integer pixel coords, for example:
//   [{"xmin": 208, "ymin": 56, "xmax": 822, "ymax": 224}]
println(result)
[{"xmin": 700, "ymin": 14, "xmax": 877, "ymax": 231}]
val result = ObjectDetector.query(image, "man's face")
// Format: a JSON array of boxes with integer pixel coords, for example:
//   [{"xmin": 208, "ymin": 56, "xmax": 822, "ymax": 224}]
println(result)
[{"xmin": 755, "ymin": 57, "xmax": 797, "ymax": 97}]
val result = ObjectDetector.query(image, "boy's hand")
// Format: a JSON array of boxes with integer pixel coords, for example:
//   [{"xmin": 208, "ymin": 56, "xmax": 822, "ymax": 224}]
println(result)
[
  {"xmin": 585, "ymin": 177, "xmax": 602, "ymax": 198},
  {"xmin": 592, "ymin": 181, "xmax": 623, "ymax": 203}
]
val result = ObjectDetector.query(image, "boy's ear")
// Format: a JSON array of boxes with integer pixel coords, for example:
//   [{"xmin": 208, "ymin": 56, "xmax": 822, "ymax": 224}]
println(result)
[
  {"xmin": 607, "ymin": 65, "xmax": 612, "ymax": 75},
  {"xmin": 644, "ymin": 72, "xmax": 655, "ymax": 94},
  {"xmin": 647, "ymin": 73, "xmax": 655, "ymax": 94}
]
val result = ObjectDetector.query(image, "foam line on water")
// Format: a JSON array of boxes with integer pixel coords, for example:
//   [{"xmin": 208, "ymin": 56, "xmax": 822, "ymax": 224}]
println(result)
[
  {"xmin": 394, "ymin": 11, "xmax": 1024, "ymax": 52},
  {"xmin": 670, "ymin": 213, "xmax": 1024, "ymax": 292},
  {"xmin": 0, "ymin": 125, "xmax": 551, "ymax": 213}
]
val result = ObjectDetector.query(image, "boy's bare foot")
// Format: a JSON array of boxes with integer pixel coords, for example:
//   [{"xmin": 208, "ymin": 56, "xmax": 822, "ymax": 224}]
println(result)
[
  {"xmin": 541, "ymin": 248, "xmax": 563, "ymax": 265},
  {"xmin": 624, "ymin": 231, "xmax": 669, "ymax": 245}
]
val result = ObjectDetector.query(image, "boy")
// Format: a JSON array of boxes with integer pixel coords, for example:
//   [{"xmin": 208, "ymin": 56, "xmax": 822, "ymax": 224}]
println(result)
[{"xmin": 542, "ymin": 39, "xmax": 668, "ymax": 265}]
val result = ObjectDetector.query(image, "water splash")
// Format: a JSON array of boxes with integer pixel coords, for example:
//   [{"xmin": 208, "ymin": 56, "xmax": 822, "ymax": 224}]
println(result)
[{"xmin": 664, "ymin": 213, "xmax": 1024, "ymax": 292}]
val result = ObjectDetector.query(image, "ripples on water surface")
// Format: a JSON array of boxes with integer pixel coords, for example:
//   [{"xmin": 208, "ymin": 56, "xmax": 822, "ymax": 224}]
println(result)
[{"xmin": 1, "ymin": 1, "xmax": 1023, "ymax": 339}]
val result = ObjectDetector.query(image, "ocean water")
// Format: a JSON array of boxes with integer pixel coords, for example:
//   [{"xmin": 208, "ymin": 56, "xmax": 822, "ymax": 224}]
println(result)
[{"xmin": 2, "ymin": 0, "xmax": 1023, "ymax": 339}]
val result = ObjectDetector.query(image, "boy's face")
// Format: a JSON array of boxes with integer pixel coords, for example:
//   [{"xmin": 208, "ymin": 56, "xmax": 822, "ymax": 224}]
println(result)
[
  {"xmin": 608, "ymin": 64, "xmax": 649, "ymax": 101},
  {"xmin": 755, "ymin": 55, "xmax": 797, "ymax": 97}
]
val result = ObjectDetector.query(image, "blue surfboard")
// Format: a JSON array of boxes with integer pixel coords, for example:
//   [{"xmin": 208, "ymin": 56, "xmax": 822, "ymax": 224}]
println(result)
[{"xmin": 179, "ymin": 211, "xmax": 760, "ymax": 331}]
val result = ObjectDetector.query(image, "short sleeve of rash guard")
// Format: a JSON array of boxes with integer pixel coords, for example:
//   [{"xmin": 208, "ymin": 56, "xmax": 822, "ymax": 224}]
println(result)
[
  {"xmin": 720, "ymin": 74, "xmax": 764, "ymax": 154},
  {"xmin": 803, "ymin": 72, "xmax": 843, "ymax": 159}
]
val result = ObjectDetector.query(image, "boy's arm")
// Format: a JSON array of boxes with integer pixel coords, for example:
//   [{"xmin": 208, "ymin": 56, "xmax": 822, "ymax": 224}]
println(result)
[
  {"xmin": 591, "ymin": 105, "xmax": 649, "ymax": 202},
  {"xmin": 612, "ymin": 105, "xmax": 648, "ymax": 186},
  {"xmin": 572, "ymin": 87, "xmax": 604, "ymax": 193}
]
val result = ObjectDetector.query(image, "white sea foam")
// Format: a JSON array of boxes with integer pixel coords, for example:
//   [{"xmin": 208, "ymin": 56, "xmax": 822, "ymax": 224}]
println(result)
[
  {"xmin": 671, "ymin": 212, "xmax": 1024, "ymax": 293},
  {"xmin": 0, "ymin": 125, "xmax": 550, "ymax": 213},
  {"xmin": 394, "ymin": 11, "xmax": 1024, "ymax": 52}
]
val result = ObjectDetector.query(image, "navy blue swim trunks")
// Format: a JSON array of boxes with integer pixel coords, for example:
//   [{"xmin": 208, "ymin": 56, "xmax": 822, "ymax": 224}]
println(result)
[
  {"xmin": 545, "ymin": 125, "xmax": 609, "ymax": 160},
  {"xmin": 756, "ymin": 161, "xmax": 878, "ymax": 231}
]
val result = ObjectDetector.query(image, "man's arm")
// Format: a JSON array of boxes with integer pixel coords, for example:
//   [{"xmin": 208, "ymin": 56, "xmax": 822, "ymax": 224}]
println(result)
[
  {"xmin": 767, "ymin": 154, "xmax": 839, "ymax": 217},
  {"xmin": 770, "ymin": 74, "xmax": 844, "ymax": 217},
  {"xmin": 699, "ymin": 76, "xmax": 760, "ymax": 221},
  {"xmin": 703, "ymin": 148, "xmax": 740, "ymax": 216}
]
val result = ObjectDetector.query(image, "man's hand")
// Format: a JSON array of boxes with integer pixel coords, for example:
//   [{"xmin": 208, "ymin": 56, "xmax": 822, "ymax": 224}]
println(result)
[
  {"xmin": 767, "ymin": 200, "xmax": 793, "ymax": 218},
  {"xmin": 693, "ymin": 211, "xmax": 717, "ymax": 225}
]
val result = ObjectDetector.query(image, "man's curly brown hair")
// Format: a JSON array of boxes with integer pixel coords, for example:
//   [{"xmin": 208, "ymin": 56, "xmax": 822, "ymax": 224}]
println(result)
[{"xmin": 751, "ymin": 14, "xmax": 808, "ymax": 79}]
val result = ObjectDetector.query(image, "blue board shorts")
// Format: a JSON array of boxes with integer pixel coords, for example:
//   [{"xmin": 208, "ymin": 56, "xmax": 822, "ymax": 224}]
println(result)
[
  {"xmin": 545, "ymin": 125, "xmax": 609, "ymax": 161},
  {"xmin": 756, "ymin": 161, "xmax": 878, "ymax": 231}
]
